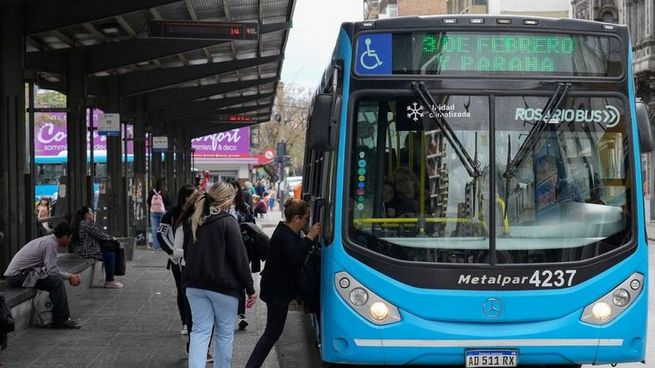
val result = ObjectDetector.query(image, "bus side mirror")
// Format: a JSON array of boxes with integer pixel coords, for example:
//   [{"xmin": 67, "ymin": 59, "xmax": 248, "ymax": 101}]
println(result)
[
  {"xmin": 308, "ymin": 94, "xmax": 341, "ymax": 151},
  {"xmin": 636, "ymin": 99, "xmax": 653, "ymax": 153}
]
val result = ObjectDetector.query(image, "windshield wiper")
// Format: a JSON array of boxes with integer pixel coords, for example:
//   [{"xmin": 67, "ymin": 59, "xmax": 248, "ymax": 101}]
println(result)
[
  {"xmin": 503, "ymin": 82, "xmax": 571, "ymax": 179},
  {"xmin": 500, "ymin": 82, "xmax": 571, "ymax": 231},
  {"xmin": 411, "ymin": 81, "xmax": 481, "ymax": 178}
]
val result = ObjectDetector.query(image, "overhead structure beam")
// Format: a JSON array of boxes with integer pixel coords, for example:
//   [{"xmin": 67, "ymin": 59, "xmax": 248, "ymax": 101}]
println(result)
[
  {"xmin": 145, "ymin": 77, "xmax": 276, "ymax": 109},
  {"xmin": 160, "ymin": 92, "xmax": 274, "ymax": 122},
  {"xmin": 35, "ymin": 55, "xmax": 282, "ymax": 97},
  {"xmin": 98, "ymin": 54, "xmax": 283, "ymax": 97},
  {"xmin": 27, "ymin": 38, "xmax": 225, "ymax": 74},
  {"xmin": 27, "ymin": 22, "xmax": 291, "ymax": 75},
  {"xmin": 25, "ymin": 0, "xmax": 181, "ymax": 34}
]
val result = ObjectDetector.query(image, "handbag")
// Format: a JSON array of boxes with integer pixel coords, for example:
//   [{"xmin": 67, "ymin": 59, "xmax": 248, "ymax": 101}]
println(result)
[
  {"xmin": 114, "ymin": 245, "xmax": 126, "ymax": 276},
  {"xmin": 100, "ymin": 239, "xmax": 120, "ymax": 253}
]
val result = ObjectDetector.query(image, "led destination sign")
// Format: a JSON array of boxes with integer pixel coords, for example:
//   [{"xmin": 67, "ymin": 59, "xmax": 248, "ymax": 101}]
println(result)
[
  {"xmin": 355, "ymin": 32, "xmax": 622, "ymax": 77},
  {"xmin": 421, "ymin": 34, "xmax": 574, "ymax": 73}
]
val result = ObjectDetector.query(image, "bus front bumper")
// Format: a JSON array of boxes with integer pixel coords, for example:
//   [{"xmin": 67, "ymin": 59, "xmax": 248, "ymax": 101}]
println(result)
[{"xmin": 321, "ymin": 291, "xmax": 647, "ymax": 366}]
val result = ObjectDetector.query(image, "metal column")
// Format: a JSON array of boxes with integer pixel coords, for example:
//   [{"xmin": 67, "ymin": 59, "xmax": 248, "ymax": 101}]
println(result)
[
  {"xmin": 66, "ymin": 51, "xmax": 89, "ymax": 220},
  {"xmin": 133, "ymin": 98, "xmax": 147, "ymax": 243},
  {"xmin": 0, "ymin": 1, "xmax": 27, "ymax": 269},
  {"xmin": 151, "ymin": 118, "xmax": 163, "ymax": 185},
  {"xmin": 106, "ymin": 79, "xmax": 126, "ymax": 235},
  {"xmin": 165, "ymin": 126, "xmax": 175, "ymax": 189},
  {"xmin": 175, "ymin": 132, "xmax": 185, "ymax": 191}
]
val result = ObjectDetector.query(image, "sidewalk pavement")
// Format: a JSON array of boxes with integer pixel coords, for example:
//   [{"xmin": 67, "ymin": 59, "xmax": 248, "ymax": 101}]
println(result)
[
  {"xmin": 647, "ymin": 221, "xmax": 655, "ymax": 241},
  {"xmin": 0, "ymin": 210, "xmax": 285, "ymax": 368}
]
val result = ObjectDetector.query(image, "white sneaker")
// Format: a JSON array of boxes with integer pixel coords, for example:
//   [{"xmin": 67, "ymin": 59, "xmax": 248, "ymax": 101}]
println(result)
[{"xmin": 180, "ymin": 325, "xmax": 188, "ymax": 335}]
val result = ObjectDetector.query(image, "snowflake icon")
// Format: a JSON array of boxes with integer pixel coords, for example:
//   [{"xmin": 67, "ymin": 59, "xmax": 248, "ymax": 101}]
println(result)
[{"xmin": 406, "ymin": 102, "xmax": 424, "ymax": 122}]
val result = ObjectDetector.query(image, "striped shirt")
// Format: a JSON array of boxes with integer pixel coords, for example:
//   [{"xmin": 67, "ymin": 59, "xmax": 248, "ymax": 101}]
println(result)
[{"xmin": 74, "ymin": 220, "xmax": 112, "ymax": 260}]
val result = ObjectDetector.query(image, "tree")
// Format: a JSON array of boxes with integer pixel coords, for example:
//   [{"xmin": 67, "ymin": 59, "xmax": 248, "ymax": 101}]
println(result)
[{"xmin": 255, "ymin": 83, "xmax": 313, "ymax": 175}]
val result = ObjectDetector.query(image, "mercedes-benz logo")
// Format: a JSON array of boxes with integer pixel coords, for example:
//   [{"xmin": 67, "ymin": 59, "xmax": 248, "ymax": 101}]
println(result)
[{"xmin": 483, "ymin": 298, "xmax": 503, "ymax": 318}]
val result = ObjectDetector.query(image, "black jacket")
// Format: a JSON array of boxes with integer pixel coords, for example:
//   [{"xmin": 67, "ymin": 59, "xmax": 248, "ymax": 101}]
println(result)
[
  {"xmin": 182, "ymin": 213, "xmax": 255, "ymax": 298},
  {"xmin": 260, "ymin": 222, "xmax": 313, "ymax": 303},
  {"xmin": 156, "ymin": 206, "xmax": 182, "ymax": 256}
]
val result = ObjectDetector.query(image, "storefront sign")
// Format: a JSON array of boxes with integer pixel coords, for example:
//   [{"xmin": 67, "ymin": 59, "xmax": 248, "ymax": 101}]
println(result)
[{"xmin": 191, "ymin": 127, "xmax": 250, "ymax": 158}]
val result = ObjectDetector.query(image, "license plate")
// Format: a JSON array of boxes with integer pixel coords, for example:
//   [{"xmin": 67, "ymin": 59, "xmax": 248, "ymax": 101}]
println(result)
[{"xmin": 465, "ymin": 350, "xmax": 518, "ymax": 367}]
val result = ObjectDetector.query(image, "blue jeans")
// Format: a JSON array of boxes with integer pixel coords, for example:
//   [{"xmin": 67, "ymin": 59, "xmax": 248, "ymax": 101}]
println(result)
[
  {"xmin": 102, "ymin": 250, "xmax": 116, "ymax": 282},
  {"xmin": 150, "ymin": 212, "xmax": 163, "ymax": 249},
  {"xmin": 186, "ymin": 287, "xmax": 238, "ymax": 368}
]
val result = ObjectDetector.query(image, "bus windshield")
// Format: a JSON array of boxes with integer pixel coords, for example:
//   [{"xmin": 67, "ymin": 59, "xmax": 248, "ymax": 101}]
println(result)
[{"xmin": 347, "ymin": 94, "xmax": 631, "ymax": 264}]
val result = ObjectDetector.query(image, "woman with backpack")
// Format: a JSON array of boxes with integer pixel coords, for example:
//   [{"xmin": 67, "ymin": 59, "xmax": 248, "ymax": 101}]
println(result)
[{"xmin": 148, "ymin": 178, "xmax": 171, "ymax": 251}]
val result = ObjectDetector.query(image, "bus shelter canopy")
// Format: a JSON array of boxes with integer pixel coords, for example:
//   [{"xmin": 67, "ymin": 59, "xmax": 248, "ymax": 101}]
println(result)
[{"xmin": 24, "ymin": 0, "xmax": 294, "ymax": 137}]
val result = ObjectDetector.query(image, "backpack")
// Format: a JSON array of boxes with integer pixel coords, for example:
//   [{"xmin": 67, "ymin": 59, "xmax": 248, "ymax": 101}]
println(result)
[
  {"xmin": 151, "ymin": 190, "xmax": 165, "ymax": 213},
  {"xmin": 298, "ymin": 247, "xmax": 321, "ymax": 314}
]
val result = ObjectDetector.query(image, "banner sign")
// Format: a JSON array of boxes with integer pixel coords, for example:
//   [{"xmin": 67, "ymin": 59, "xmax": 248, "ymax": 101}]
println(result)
[
  {"xmin": 35, "ymin": 113, "xmax": 249, "ymax": 159},
  {"xmin": 34, "ymin": 110, "xmax": 136, "ymax": 157},
  {"xmin": 191, "ymin": 127, "xmax": 250, "ymax": 158},
  {"xmin": 98, "ymin": 113, "xmax": 120, "ymax": 136},
  {"xmin": 152, "ymin": 136, "xmax": 169, "ymax": 153}
]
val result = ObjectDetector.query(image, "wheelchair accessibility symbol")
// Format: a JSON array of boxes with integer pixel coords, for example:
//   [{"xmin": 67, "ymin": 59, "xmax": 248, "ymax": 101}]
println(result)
[
  {"xmin": 356, "ymin": 33, "xmax": 391, "ymax": 75},
  {"xmin": 360, "ymin": 38, "xmax": 383, "ymax": 70}
]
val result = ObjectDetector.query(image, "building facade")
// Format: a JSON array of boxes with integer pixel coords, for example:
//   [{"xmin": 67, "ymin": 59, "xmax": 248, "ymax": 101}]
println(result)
[
  {"xmin": 364, "ymin": 0, "xmax": 447, "ymax": 20},
  {"xmin": 572, "ymin": 0, "xmax": 655, "ymax": 219},
  {"xmin": 447, "ymin": 0, "xmax": 569, "ymax": 16}
]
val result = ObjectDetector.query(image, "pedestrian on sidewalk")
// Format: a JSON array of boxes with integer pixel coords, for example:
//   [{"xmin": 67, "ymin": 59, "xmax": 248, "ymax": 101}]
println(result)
[
  {"xmin": 245, "ymin": 198, "xmax": 321, "ymax": 368},
  {"xmin": 226, "ymin": 179, "xmax": 256, "ymax": 330},
  {"xmin": 156, "ymin": 184, "xmax": 198, "ymax": 336},
  {"xmin": 148, "ymin": 178, "xmax": 171, "ymax": 251},
  {"xmin": 72, "ymin": 206, "xmax": 123, "ymax": 288},
  {"xmin": 253, "ymin": 195, "xmax": 267, "ymax": 219},
  {"xmin": 3, "ymin": 222, "xmax": 82, "ymax": 329},
  {"xmin": 183, "ymin": 182, "xmax": 258, "ymax": 368}
]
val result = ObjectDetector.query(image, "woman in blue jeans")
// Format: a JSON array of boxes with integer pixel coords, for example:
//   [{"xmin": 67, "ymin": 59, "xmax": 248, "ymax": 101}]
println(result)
[
  {"xmin": 182, "ymin": 182, "xmax": 258, "ymax": 368},
  {"xmin": 72, "ymin": 206, "xmax": 123, "ymax": 288}
]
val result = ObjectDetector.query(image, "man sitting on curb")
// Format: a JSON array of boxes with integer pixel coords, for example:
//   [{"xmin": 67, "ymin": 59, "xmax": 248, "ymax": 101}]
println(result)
[{"xmin": 3, "ymin": 222, "xmax": 82, "ymax": 329}]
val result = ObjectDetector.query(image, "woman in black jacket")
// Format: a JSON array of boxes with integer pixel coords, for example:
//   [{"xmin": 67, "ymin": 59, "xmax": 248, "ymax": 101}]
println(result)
[
  {"xmin": 156, "ymin": 184, "xmax": 197, "ymax": 336},
  {"xmin": 245, "ymin": 198, "xmax": 321, "ymax": 368},
  {"xmin": 182, "ymin": 181, "xmax": 258, "ymax": 368},
  {"xmin": 226, "ymin": 179, "xmax": 256, "ymax": 330}
]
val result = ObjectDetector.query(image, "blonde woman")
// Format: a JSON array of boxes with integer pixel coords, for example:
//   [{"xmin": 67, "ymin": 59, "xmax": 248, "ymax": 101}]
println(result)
[{"xmin": 182, "ymin": 182, "xmax": 258, "ymax": 368}]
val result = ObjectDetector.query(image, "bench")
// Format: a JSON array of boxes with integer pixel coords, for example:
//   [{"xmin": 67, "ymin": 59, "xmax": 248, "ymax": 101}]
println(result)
[{"xmin": 0, "ymin": 254, "xmax": 99, "ymax": 331}]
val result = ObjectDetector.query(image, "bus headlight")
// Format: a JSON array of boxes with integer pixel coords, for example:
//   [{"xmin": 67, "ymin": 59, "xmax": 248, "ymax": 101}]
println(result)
[
  {"xmin": 581, "ymin": 273, "xmax": 644, "ymax": 325},
  {"xmin": 349, "ymin": 288, "xmax": 368, "ymax": 306},
  {"xmin": 591, "ymin": 302, "xmax": 612, "ymax": 321},
  {"xmin": 334, "ymin": 271, "xmax": 401, "ymax": 325},
  {"xmin": 612, "ymin": 288, "xmax": 630, "ymax": 307},
  {"xmin": 369, "ymin": 302, "xmax": 389, "ymax": 321}
]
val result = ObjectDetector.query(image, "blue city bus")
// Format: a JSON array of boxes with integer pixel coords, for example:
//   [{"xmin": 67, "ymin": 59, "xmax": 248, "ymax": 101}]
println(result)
[
  {"xmin": 302, "ymin": 15, "xmax": 652, "ymax": 367},
  {"xmin": 35, "ymin": 153, "xmax": 134, "ymax": 201}
]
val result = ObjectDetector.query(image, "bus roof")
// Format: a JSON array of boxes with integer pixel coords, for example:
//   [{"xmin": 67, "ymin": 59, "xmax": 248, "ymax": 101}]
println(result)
[{"xmin": 347, "ymin": 15, "xmax": 628, "ymax": 35}]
